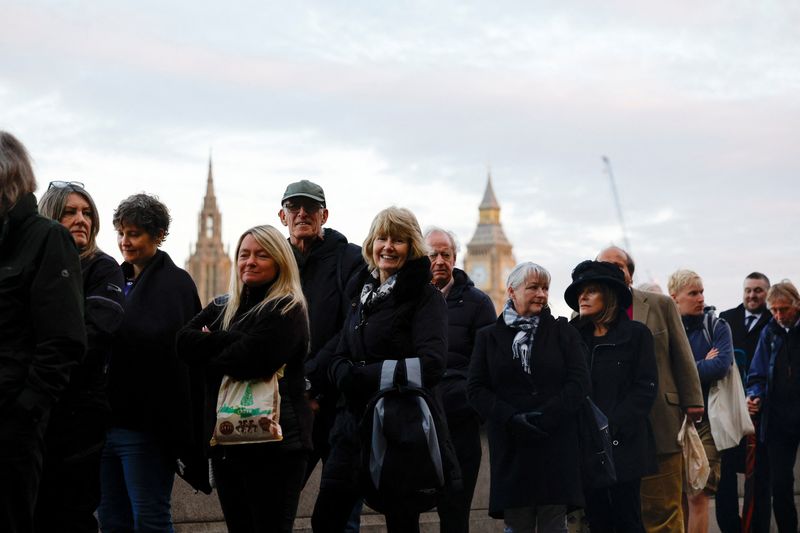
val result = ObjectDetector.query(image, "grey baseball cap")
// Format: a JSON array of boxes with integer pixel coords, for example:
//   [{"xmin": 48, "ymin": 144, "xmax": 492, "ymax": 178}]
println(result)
[{"xmin": 281, "ymin": 180, "xmax": 326, "ymax": 206}]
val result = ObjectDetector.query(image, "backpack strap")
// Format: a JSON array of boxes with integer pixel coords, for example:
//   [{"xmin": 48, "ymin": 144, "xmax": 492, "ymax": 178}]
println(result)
[
  {"xmin": 379, "ymin": 360, "xmax": 398, "ymax": 390},
  {"xmin": 405, "ymin": 357, "xmax": 423, "ymax": 388},
  {"xmin": 702, "ymin": 312, "xmax": 717, "ymax": 346}
]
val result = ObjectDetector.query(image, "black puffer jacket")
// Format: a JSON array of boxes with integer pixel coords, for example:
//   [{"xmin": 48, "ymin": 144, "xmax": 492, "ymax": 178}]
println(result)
[
  {"xmin": 0, "ymin": 193, "xmax": 86, "ymax": 420},
  {"xmin": 440, "ymin": 268, "xmax": 496, "ymax": 422},
  {"xmin": 571, "ymin": 313, "xmax": 658, "ymax": 482},
  {"xmin": 329, "ymin": 256, "xmax": 448, "ymax": 410},
  {"xmin": 293, "ymin": 228, "xmax": 364, "ymax": 399},
  {"xmin": 45, "ymin": 250, "xmax": 124, "ymax": 459},
  {"xmin": 177, "ymin": 286, "xmax": 313, "ymax": 453}
]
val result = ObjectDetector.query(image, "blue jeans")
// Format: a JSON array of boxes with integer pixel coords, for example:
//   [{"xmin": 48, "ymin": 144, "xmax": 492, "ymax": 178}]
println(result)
[{"xmin": 98, "ymin": 428, "xmax": 175, "ymax": 533}]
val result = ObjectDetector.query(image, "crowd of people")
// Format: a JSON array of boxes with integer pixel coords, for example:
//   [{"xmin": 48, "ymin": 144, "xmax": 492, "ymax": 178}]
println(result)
[{"xmin": 2, "ymin": 128, "xmax": 799, "ymax": 533}]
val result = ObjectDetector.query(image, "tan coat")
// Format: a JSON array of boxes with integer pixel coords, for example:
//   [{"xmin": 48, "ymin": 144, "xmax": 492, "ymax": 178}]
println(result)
[{"xmin": 632, "ymin": 288, "xmax": 703, "ymax": 454}]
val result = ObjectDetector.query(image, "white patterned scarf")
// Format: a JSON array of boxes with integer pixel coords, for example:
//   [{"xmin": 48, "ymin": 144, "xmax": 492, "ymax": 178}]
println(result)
[
  {"xmin": 360, "ymin": 269, "xmax": 397, "ymax": 311},
  {"xmin": 502, "ymin": 299, "xmax": 540, "ymax": 374}
]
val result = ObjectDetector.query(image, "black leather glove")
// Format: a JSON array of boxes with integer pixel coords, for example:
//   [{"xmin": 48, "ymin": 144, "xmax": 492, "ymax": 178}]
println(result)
[{"xmin": 510, "ymin": 411, "xmax": 549, "ymax": 441}]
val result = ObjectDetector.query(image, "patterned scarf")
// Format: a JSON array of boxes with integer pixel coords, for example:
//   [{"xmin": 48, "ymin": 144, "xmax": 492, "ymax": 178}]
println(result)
[
  {"xmin": 503, "ymin": 299, "xmax": 540, "ymax": 374},
  {"xmin": 360, "ymin": 269, "xmax": 398, "ymax": 312}
]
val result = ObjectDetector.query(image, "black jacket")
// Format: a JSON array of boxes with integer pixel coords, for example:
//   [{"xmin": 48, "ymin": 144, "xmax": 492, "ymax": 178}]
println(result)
[
  {"xmin": 572, "ymin": 313, "xmax": 658, "ymax": 482},
  {"xmin": 468, "ymin": 309, "xmax": 590, "ymax": 516},
  {"xmin": 177, "ymin": 289, "xmax": 313, "ymax": 453},
  {"xmin": 720, "ymin": 304, "xmax": 771, "ymax": 378},
  {"xmin": 329, "ymin": 256, "xmax": 448, "ymax": 410},
  {"xmin": 0, "ymin": 193, "xmax": 86, "ymax": 420},
  {"xmin": 109, "ymin": 250, "xmax": 201, "ymax": 457},
  {"xmin": 440, "ymin": 268, "xmax": 497, "ymax": 422},
  {"xmin": 293, "ymin": 228, "xmax": 364, "ymax": 399},
  {"xmin": 45, "ymin": 251, "xmax": 125, "ymax": 459}
]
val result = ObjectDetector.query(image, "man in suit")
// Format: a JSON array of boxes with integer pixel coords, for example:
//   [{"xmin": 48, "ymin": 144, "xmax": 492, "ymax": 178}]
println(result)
[
  {"xmin": 598, "ymin": 246, "xmax": 704, "ymax": 533},
  {"xmin": 717, "ymin": 272, "xmax": 772, "ymax": 533}
]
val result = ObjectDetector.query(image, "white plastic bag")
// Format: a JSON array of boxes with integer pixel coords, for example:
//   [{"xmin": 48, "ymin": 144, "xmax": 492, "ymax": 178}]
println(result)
[{"xmin": 678, "ymin": 415, "xmax": 709, "ymax": 496}]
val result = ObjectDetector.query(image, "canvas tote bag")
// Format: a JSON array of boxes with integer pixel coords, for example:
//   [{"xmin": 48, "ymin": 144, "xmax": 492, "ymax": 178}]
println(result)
[
  {"xmin": 708, "ymin": 359, "xmax": 755, "ymax": 451},
  {"xmin": 210, "ymin": 366, "xmax": 284, "ymax": 446}
]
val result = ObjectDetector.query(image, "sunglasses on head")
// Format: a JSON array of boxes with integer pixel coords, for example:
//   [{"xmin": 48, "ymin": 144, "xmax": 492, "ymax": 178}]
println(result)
[{"xmin": 48, "ymin": 181, "xmax": 85, "ymax": 190}]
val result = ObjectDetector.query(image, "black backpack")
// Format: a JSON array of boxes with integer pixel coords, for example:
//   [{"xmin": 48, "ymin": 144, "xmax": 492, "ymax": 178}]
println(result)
[{"xmin": 359, "ymin": 357, "xmax": 462, "ymax": 514}]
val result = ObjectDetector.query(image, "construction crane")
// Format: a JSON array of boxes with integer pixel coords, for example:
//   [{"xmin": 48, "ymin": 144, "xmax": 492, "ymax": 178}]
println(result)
[{"xmin": 602, "ymin": 156, "xmax": 631, "ymax": 254}]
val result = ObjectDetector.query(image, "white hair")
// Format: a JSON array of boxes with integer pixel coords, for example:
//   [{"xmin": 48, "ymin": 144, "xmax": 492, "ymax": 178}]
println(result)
[
  {"xmin": 423, "ymin": 226, "xmax": 459, "ymax": 256},
  {"xmin": 506, "ymin": 262, "xmax": 551, "ymax": 291}
]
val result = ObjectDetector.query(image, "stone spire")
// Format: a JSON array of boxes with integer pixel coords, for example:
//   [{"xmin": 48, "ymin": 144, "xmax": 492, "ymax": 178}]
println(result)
[{"xmin": 185, "ymin": 155, "xmax": 232, "ymax": 305}]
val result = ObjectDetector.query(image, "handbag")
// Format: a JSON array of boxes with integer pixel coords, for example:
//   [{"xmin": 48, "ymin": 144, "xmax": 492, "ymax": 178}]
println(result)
[
  {"xmin": 678, "ymin": 415, "xmax": 709, "ymax": 496},
  {"xmin": 708, "ymin": 359, "xmax": 755, "ymax": 451},
  {"xmin": 211, "ymin": 366, "xmax": 284, "ymax": 446},
  {"xmin": 578, "ymin": 396, "xmax": 617, "ymax": 489}
]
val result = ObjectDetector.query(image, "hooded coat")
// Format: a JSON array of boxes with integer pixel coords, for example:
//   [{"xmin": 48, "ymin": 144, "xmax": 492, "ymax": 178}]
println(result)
[{"xmin": 0, "ymin": 193, "xmax": 86, "ymax": 418}]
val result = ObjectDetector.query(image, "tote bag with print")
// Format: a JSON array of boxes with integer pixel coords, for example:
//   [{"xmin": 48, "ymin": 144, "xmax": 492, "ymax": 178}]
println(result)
[{"xmin": 211, "ymin": 366, "xmax": 284, "ymax": 446}]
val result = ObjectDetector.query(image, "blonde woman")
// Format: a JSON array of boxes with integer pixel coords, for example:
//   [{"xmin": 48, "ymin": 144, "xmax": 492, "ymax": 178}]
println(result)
[
  {"xmin": 177, "ymin": 224, "xmax": 311, "ymax": 533},
  {"xmin": 311, "ymin": 207, "xmax": 449, "ymax": 533}
]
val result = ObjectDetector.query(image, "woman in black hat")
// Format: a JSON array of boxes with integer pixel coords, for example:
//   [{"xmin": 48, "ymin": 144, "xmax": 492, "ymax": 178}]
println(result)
[{"xmin": 565, "ymin": 260, "xmax": 658, "ymax": 533}]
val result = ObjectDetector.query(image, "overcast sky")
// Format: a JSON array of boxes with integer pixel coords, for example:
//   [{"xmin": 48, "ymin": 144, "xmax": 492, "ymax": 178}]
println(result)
[{"xmin": 2, "ymin": 1, "xmax": 798, "ymax": 315}]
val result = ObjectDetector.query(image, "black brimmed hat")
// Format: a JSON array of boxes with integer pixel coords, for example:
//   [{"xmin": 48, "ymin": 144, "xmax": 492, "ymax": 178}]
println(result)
[{"xmin": 564, "ymin": 260, "xmax": 632, "ymax": 312}]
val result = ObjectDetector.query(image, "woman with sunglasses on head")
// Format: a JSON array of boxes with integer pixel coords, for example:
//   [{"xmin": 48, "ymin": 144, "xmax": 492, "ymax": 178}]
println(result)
[
  {"xmin": 98, "ymin": 193, "xmax": 202, "ymax": 533},
  {"xmin": 0, "ymin": 132, "xmax": 86, "ymax": 533},
  {"xmin": 177, "ymin": 225, "xmax": 312, "ymax": 533},
  {"xmin": 564, "ymin": 260, "xmax": 658, "ymax": 533},
  {"xmin": 34, "ymin": 181, "xmax": 125, "ymax": 533}
]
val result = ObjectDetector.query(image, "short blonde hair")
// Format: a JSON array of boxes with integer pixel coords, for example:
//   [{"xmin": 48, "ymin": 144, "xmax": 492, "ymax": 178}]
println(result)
[
  {"xmin": 221, "ymin": 225, "xmax": 307, "ymax": 331},
  {"xmin": 0, "ymin": 131, "xmax": 37, "ymax": 211},
  {"xmin": 362, "ymin": 207, "xmax": 427, "ymax": 270},
  {"xmin": 767, "ymin": 280, "xmax": 800, "ymax": 308},
  {"xmin": 668, "ymin": 269, "xmax": 703, "ymax": 297}
]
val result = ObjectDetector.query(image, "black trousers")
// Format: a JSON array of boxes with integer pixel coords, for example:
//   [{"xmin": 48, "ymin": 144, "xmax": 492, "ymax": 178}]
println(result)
[
  {"xmin": 34, "ymin": 444, "xmax": 103, "ymax": 533},
  {"xmin": 0, "ymin": 406, "xmax": 48, "ymax": 533},
  {"xmin": 212, "ymin": 445, "xmax": 308, "ymax": 533},
  {"xmin": 766, "ymin": 424, "xmax": 800, "ymax": 533},
  {"xmin": 312, "ymin": 486, "xmax": 420, "ymax": 533},
  {"xmin": 304, "ymin": 400, "xmax": 336, "ymax": 485},
  {"xmin": 584, "ymin": 478, "xmax": 645, "ymax": 533},
  {"xmin": 437, "ymin": 414, "xmax": 482, "ymax": 533},
  {"xmin": 311, "ymin": 409, "xmax": 420, "ymax": 533},
  {"xmin": 715, "ymin": 436, "xmax": 771, "ymax": 533}
]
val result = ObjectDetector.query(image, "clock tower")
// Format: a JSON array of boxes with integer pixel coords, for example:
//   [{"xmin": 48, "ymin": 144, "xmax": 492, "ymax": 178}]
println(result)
[{"xmin": 463, "ymin": 173, "xmax": 516, "ymax": 313}]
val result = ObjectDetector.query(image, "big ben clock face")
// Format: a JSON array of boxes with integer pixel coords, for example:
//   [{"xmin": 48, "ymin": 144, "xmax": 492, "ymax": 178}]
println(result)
[{"xmin": 470, "ymin": 265, "xmax": 488, "ymax": 288}]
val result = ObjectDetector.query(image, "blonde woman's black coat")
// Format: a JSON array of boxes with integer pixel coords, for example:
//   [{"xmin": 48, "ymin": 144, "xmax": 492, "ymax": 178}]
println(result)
[{"xmin": 468, "ymin": 309, "xmax": 590, "ymax": 517}]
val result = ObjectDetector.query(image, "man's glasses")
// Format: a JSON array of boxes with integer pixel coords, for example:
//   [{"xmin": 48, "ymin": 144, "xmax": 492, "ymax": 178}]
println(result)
[
  {"xmin": 283, "ymin": 200, "xmax": 323, "ymax": 213},
  {"xmin": 48, "ymin": 181, "xmax": 85, "ymax": 190}
]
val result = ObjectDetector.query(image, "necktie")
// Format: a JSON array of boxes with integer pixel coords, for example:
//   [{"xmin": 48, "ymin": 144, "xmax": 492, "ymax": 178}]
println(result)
[{"xmin": 745, "ymin": 314, "xmax": 756, "ymax": 331}]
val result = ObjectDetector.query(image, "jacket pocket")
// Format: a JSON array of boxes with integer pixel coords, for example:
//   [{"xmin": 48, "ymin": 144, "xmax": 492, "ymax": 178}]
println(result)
[{"xmin": 665, "ymin": 392, "xmax": 680, "ymax": 406}]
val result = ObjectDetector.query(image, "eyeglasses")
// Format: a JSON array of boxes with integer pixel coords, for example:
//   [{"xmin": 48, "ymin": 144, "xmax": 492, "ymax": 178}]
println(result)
[
  {"xmin": 48, "ymin": 181, "xmax": 85, "ymax": 190},
  {"xmin": 283, "ymin": 199, "xmax": 323, "ymax": 213}
]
